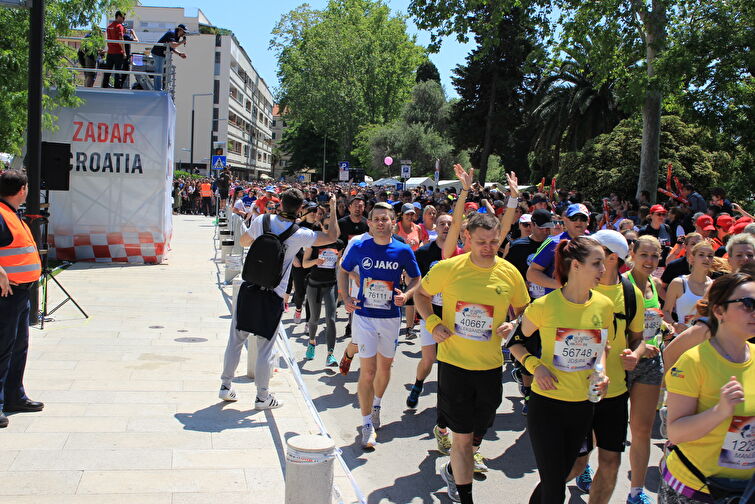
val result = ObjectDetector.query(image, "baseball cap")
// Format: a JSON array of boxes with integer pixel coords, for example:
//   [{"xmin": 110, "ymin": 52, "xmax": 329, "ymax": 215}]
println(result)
[
  {"xmin": 264, "ymin": 185, "xmax": 276, "ymax": 192},
  {"xmin": 177, "ymin": 23, "xmax": 187, "ymax": 31},
  {"xmin": 302, "ymin": 201, "xmax": 318, "ymax": 214},
  {"xmin": 519, "ymin": 213, "xmax": 532, "ymax": 224},
  {"xmin": 592, "ymin": 230, "xmax": 629, "ymax": 261},
  {"xmin": 717, "ymin": 214, "xmax": 734, "ymax": 232},
  {"xmin": 348, "ymin": 194, "xmax": 366, "ymax": 204},
  {"xmin": 649, "ymin": 204, "xmax": 667, "ymax": 214},
  {"xmin": 401, "ymin": 203, "xmax": 417, "ymax": 214},
  {"xmin": 413, "ymin": 201, "xmax": 422, "ymax": 210},
  {"xmin": 464, "ymin": 202, "xmax": 479, "ymax": 212},
  {"xmin": 565, "ymin": 203, "xmax": 590, "ymax": 218},
  {"xmin": 696, "ymin": 214, "xmax": 716, "ymax": 232},
  {"xmin": 531, "ymin": 209, "xmax": 555, "ymax": 228}
]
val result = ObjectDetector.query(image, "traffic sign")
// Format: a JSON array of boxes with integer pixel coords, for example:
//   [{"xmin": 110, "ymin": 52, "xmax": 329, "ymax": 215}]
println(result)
[
  {"xmin": 339, "ymin": 161, "xmax": 350, "ymax": 181},
  {"xmin": 400, "ymin": 164, "xmax": 411, "ymax": 179},
  {"xmin": 211, "ymin": 155, "xmax": 226, "ymax": 170},
  {"xmin": 338, "ymin": 161, "xmax": 350, "ymax": 170}
]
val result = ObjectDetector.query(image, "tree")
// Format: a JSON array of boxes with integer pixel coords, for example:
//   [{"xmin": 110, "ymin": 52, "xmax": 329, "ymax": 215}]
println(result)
[
  {"xmin": 272, "ymin": 0, "xmax": 426, "ymax": 162},
  {"xmin": 0, "ymin": 1, "xmax": 133, "ymax": 154},
  {"xmin": 416, "ymin": 60, "xmax": 441, "ymax": 83},
  {"xmin": 279, "ymin": 122, "xmax": 339, "ymax": 180}
]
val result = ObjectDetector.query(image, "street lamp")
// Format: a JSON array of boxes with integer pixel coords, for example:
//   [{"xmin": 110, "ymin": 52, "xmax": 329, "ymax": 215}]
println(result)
[{"xmin": 190, "ymin": 93, "xmax": 213, "ymax": 172}]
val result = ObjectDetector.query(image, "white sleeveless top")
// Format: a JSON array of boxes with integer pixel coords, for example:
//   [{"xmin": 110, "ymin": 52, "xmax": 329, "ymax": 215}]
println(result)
[{"xmin": 675, "ymin": 275, "xmax": 704, "ymax": 326}]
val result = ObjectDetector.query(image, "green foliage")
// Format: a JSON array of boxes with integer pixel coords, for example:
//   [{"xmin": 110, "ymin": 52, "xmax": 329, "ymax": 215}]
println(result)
[
  {"xmin": 0, "ymin": 1, "xmax": 134, "ymax": 154},
  {"xmin": 415, "ymin": 60, "xmax": 441, "ymax": 83},
  {"xmin": 279, "ymin": 122, "xmax": 340, "ymax": 180},
  {"xmin": 174, "ymin": 169, "xmax": 203, "ymax": 180},
  {"xmin": 557, "ymin": 115, "xmax": 728, "ymax": 202},
  {"xmin": 272, "ymin": 0, "xmax": 426, "ymax": 161}
]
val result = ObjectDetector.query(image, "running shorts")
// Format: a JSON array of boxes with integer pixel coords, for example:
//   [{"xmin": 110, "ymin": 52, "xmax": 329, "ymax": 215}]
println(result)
[
  {"xmin": 437, "ymin": 361, "xmax": 502, "ymax": 435},
  {"xmin": 352, "ymin": 313, "xmax": 401, "ymax": 359}
]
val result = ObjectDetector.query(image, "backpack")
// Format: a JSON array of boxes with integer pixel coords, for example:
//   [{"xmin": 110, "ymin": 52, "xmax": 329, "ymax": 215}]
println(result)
[
  {"xmin": 241, "ymin": 214, "xmax": 299, "ymax": 289},
  {"xmin": 613, "ymin": 276, "xmax": 638, "ymax": 338}
]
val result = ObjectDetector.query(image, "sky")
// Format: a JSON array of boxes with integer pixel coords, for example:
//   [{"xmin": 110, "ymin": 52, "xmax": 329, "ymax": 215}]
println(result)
[{"xmin": 137, "ymin": 0, "xmax": 474, "ymax": 99}]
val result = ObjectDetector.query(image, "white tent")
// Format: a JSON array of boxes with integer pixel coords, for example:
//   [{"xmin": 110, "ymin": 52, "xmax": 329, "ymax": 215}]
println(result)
[
  {"xmin": 405, "ymin": 176, "xmax": 433, "ymax": 188},
  {"xmin": 372, "ymin": 177, "xmax": 401, "ymax": 186},
  {"xmin": 438, "ymin": 179, "xmax": 463, "ymax": 191}
]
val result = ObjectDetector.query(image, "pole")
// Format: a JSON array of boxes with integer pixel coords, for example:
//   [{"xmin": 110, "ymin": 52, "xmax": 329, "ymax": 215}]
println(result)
[
  {"xmin": 190, "ymin": 108, "xmax": 195, "ymax": 171},
  {"xmin": 27, "ymin": 0, "xmax": 45, "ymax": 325},
  {"xmin": 322, "ymin": 136, "xmax": 326, "ymax": 182}
]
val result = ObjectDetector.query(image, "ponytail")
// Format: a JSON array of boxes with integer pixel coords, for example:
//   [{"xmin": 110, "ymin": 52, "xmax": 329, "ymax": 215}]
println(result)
[{"xmin": 554, "ymin": 236, "xmax": 600, "ymax": 286}]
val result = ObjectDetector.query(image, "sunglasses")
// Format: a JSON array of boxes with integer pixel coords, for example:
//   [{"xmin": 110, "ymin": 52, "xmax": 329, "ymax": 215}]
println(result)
[
  {"xmin": 568, "ymin": 215, "xmax": 589, "ymax": 223},
  {"xmin": 552, "ymin": 220, "xmax": 564, "ymax": 226},
  {"xmin": 721, "ymin": 297, "xmax": 755, "ymax": 312}
]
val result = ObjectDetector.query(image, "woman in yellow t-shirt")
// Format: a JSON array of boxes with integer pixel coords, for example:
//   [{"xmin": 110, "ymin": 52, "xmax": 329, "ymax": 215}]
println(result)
[
  {"xmin": 662, "ymin": 272, "xmax": 755, "ymax": 503},
  {"xmin": 510, "ymin": 236, "xmax": 613, "ymax": 504}
]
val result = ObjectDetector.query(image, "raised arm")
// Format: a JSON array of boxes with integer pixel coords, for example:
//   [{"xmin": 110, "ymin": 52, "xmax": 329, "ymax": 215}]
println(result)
[
  {"xmin": 443, "ymin": 164, "xmax": 472, "ymax": 259},
  {"xmin": 497, "ymin": 171, "xmax": 520, "ymax": 245},
  {"xmin": 312, "ymin": 195, "xmax": 339, "ymax": 246}
]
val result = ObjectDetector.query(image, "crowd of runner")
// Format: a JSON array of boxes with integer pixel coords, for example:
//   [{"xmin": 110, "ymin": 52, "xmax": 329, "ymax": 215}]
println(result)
[{"xmin": 215, "ymin": 166, "xmax": 755, "ymax": 504}]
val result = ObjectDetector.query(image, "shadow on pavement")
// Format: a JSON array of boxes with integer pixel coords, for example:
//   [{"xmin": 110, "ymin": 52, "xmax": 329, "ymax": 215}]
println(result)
[
  {"xmin": 367, "ymin": 451, "xmax": 444, "ymax": 504},
  {"xmin": 175, "ymin": 401, "xmax": 266, "ymax": 432}
]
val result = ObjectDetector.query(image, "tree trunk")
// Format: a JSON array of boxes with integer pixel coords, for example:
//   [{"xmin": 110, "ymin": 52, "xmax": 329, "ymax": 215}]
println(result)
[{"xmin": 478, "ymin": 70, "xmax": 498, "ymax": 184}]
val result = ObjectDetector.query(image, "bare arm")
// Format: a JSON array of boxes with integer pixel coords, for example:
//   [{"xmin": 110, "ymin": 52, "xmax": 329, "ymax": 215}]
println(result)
[
  {"xmin": 497, "ymin": 171, "xmax": 520, "ymax": 244},
  {"xmin": 527, "ymin": 262, "xmax": 562, "ymax": 290},
  {"xmin": 662, "ymin": 278, "xmax": 682, "ymax": 327},
  {"xmin": 0, "ymin": 265, "xmax": 14, "ymax": 297},
  {"xmin": 302, "ymin": 247, "xmax": 320, "ymax": 269},
  {"xmin": 662, "ymin": 323, "xmax": 710, "ymax": 369},
  {"xmin": 312, "ymin": 195, "xmax": 339, "ymax": 247},
  {"xmin": 667, "ymin": 377, "xmax": 744, "ymax": 445},
  {"xmin": 414, "ymin": 284, "xmax": 435, "ymax": 320},
  {"xmin": 443, "ymin": 164, "xmax": 473, "ymax": 259}
]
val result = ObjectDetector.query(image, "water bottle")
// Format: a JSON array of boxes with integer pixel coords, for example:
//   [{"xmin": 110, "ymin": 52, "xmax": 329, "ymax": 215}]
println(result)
[{"xmin": 588, "ymin": 363, "xmax": 604, "ymax": 403}]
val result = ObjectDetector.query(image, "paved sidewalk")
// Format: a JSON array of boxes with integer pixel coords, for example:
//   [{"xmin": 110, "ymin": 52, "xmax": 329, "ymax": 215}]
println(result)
[{"xmin": 0, "ymin": 215, "xmax": 356, "ymax": 503}]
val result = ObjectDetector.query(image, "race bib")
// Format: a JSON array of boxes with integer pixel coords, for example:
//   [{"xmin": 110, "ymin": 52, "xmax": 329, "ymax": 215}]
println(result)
[
  {"xmin": 719, "ymin": 416, "xmax": 755, "ymax": 470},
  {"xmin": 528, "ymin": 281, "xmax": 546, "ymax": 300},
  {"xmin": 454, "ymin": 302, "xmax": 494, "ymax": 341},
  {"xmin": 643, "ymin": 308, "xmax": 664, "ymax": 344},
  {"xmin": 318, "ymin": 248, "xmax": 339, "ymax": 269},
  {"xmin": 363, "ymin": 278, "xmax": 393, "ymax": 310},
  {"xmin": 553, "ymin": 328, "xmax": 606, "ymax": 372}
]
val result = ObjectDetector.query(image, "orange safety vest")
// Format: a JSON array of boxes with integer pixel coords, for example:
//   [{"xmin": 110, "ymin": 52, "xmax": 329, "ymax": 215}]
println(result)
[
  {"xmin": 0, "ymin": 201, "xmax": 42, "ymax": 284},
  {"xmin": 200, "ymin": 183, "xmax": 212, "ymax": 198}
]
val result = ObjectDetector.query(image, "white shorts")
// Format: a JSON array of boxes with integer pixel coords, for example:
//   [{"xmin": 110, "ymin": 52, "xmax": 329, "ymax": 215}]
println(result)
[
  {"xmin": 419, "ymin": 319, "xmax": 436, "ymax": 347},
  {"xmin": 352, "ymin": 313, "xmax": 401, "ymax": 359}
]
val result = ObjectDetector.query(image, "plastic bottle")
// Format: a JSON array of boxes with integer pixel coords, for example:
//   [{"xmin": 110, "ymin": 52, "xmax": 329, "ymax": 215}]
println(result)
[{"xmin": 588, "ymin": 363, "xmax": 604, "ymax": 403}]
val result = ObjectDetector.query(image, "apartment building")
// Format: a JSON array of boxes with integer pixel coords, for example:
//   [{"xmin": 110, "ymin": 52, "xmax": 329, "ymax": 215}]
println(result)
[
  {"xmin": 130, "ymin": 6, "xmax": 274, "ymax": 179},
  {"xmin": 271, "ymin": 104, "xmax": 292, "ymax": 179}
]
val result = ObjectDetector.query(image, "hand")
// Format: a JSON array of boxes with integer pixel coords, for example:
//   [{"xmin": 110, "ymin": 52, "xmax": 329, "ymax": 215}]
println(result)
[
  {"xmin": 533, "ymin": 364, "xmax": 558, "ymax": 390},
  {"xmin": 620, "ymin": 349, "xmax": 639, "ymax": 371},
  {"xmin": 495, "ymin": 322, "xmax": 515, "ymax": 339},
  {"xmin": 432, "ymin": 323, "xmax": 453, "ymax": 343},
  {"xmin": 453, "ymin": 164, "xmax": 474, "ymax": 191},
  {"xmin": 596, "ymin": 374, "xmax": 610, "ymax": 396},
  {"xmin": 344, "ymin": 295, "xmax": 360, "ymax": 313},
  {"xmin": 179, "ymin": 53, "xmax": 187, "ymax": 59},
  {"xmin": 716, "ymin": 376, "xmax": 744, "ymax": 417},
  {"xmin": 731, "ymin": 203, "xmax": 742, "ymax": 214},
  {"xmin": 393, "ymin": 288, "xmax": 407, "ymax": 306},
  {"xmin": 329, "ymin": 194, "xmax": 337, "ymax": 210},
  {"xmin": 643, "ymin": 344, "xmax": 660, "ymax": 359},
  {"xmin": 505, "ymin": 171, "xmax": 520, "ymax": 199},
  {"xmin": 316, "ymin": 257, "xmax": 326, "ymax": 266},
  {"xmin": 0, "ymin": 271, "xmax": 13, "ymax": 297}
]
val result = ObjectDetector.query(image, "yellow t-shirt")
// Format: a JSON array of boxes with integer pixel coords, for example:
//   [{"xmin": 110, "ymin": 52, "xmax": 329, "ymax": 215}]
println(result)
[
  {"xmin": 595, "ymin": 282, "xmax": 645, "ymax": 398},
  {"xmin": 523, "ymin": 289, "xmax": 614, "ymax": 402},
  {"xmin": 665, "ymin": 341, "xmax": 755, "ymax": 492},
  {"xmin": 421, "ymin": 253, "xmax": 530, "ymax": 371}
]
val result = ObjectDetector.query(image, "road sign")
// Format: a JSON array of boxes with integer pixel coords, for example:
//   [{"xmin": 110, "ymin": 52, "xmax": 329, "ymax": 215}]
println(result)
[
  {"xmin": 400, "ymin": 164, "xmax": 411, "ymax": 179},
  {"xmin": 338, "ymin": 161, "xmax": 350, "ymax": 170},
  {"xmin": 339, "ymin": 161, "xmax": 350, "ymax": 181},
  {"xmin": 211, "ymin": 155, "xmax": 226, "ymax": 170}
]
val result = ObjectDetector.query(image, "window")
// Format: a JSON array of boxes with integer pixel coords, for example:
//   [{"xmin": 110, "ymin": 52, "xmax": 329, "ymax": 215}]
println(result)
[
  {"xmin": 213, "ymin": 108, "xmax": 218, "ymax": 120},
  {"xmin": 213, "ymin": 80, "xmax": 219, "ymax": 105},
  {"xmin": 271, "ymin": 132, "xmax": 276, "ymax": 140},
  {"xmin": 272, "ymin": 120, "xmax": 277, "ymax": 127},
  {"xmin": 215, "ymin": 34, "xmax": 221, "ymax": 47},
  {"xmin": 214, "ymin": 52, "xmax": 221, "ymax": 63}
]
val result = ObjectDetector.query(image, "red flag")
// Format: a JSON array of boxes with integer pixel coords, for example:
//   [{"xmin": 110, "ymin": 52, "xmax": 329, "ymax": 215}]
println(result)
[
  {"xmin": 549, "ymin": 177, "xmax": 556, "ymax": 200},
  {"xmin": 665, "ymin": 162, "xmax": 672, "ymax": 192},
  {"xmin": 658, "ymin": 187, "xmax": 689, "ymax": 205},
  {"xmin": 674, "ymin": 176, "xmax": 684, "ymax": 196}
]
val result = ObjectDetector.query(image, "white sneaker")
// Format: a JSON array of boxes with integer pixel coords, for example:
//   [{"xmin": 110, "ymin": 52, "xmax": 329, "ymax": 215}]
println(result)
[
  {"xmin": 371, "ymin": 405, "xmax": 381, "ymax": 430},
  {"xmin": 361, "ymin": 424, "xmax": 376, "ymax": 449},
  {"xmin": 255, "ymin": 394, "xmax": 283, "ymax": 410},
  {"xmin": 218, "ymin": 385, "xmax": 238, "ymax": 402},
  {"xmin": 439, "ymin": 461, "xmax": 460, "ymax": 502}
]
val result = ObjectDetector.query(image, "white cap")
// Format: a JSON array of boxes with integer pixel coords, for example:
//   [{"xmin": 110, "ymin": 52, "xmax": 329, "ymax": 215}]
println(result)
[
  {"xmin": 519, "ymin": 213, "xmax": 532, "ymax": 223},
  {"xmin": 591, "ymin": 229, "xmax": 629, "ymax": 262}
]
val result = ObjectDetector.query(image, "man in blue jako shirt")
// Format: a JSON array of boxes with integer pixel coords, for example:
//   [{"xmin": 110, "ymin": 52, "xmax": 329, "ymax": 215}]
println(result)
[{"xmin": 338, "ymin": 202, "xmax": 420, "ymax": 449}]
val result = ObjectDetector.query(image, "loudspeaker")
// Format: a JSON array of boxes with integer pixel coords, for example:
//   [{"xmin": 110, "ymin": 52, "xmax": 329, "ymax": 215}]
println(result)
[{"xmin": 41, "ymin": 142, "xmax": 72, "ymax": 191}]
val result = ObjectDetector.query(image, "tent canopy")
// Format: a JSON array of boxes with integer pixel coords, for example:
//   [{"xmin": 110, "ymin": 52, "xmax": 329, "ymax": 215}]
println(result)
[
  {"xmin": 372, "ymin": 177, "xmax": 401, "ymax": 186},
  {"xmin": 405, "ymin": 176, "xmax": 433, "ymax": 188}
]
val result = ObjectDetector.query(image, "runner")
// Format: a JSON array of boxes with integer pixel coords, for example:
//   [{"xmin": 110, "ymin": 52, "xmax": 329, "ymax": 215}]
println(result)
[
  {"xmin": 395, "ymin": 203, "xmax": 424, "ymax": 339},
  {"xmin": 625, "ymin": 235, "xmax": 668, "ymax": 504},
  {"xmin": 663, "ymin": 240, "xmax": 714, "ymax": 333},
  {"xmin": 415, "ymin": 211, "xmax": 530, "ymax": 503},
  {"xmin": 337, "ymin": 202, "xmax": 420, "ymax": 449},
  {"xmin": 508, "ymin": 236, "xmax": 612, "ymax": 504},
  {"xmin": 418, "ymin": 205, "xmax": 438, "ymax": 242},
  {"xmin": 661, "ymin": 272, "xmax": 755, "ymax": 503},
  {"xmin": 337, "ymin": 195, "xmax": 369, "ymax": 340},
  {"xmin": 569, "ymin": 230, "xmax": 646, "ymax": 503}
]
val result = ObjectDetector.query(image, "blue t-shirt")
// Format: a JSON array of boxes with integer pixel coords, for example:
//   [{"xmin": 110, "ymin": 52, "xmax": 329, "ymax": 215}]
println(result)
[
  {"xmin": 241, "ymin": 195, "xmax": 255, "ymax": 207},
  {"xmin": 530, "ymin": 231, "xmax": 571, "ymax": 295},
  {"xmin": 341, "ymin": 236, "xmax": 420, "ymax": 319}
]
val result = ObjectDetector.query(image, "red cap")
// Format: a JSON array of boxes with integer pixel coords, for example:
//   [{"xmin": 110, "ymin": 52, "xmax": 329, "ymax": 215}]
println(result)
[
  {"xmin": 696, "ymin": 214, "xmax": 716, "ymax": 232},
  {"xmin": 649, "ymin": 204, "xmax": 667, "ymax": 214},
  {"xmin": 464, "ymin": 202, "xmax": 479, "ymax": 212},
  {"xmin": 716, "ymin": 214, "xmax": 734, "ymax": 233},
  {"xmin": 732, "ymin": 217, "xmax": 753, "ymax": 235}
]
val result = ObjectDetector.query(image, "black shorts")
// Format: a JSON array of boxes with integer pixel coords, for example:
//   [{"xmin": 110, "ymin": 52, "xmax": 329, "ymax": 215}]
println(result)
[
  {"xmin": 218, "ymin": 189, "xmax": 229, "ymax": 200},
  {"xmin": 437, "ymin": 361, "xmax": 502, "ymax": 435},
  {"xmin": 579, "ymin": 392, "xmax": 629, "ymax": 455}
]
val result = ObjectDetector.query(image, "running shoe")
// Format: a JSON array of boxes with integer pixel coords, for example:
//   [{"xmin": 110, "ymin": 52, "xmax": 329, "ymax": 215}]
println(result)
[
  {"xmin": 439, "ymin": 461, "xmax": 460, "ymax": 502},
  {"xmin": 626, "ymin": 490, "xmax": 654, "ymax": 504},
  {"xmin": 405, "ymin": 327, "xmax": 418, "ymax": 340},
  {"xmin": 339, "ymin": 350, "xmax": 353, "ymax": 376},
  {"xmin": 218, "ymin": 385, "xmax": 238, "ymax": 402},
  {"xmin": 305, "ymin": 343, "xmax": 315, "ymax": 360},
  {"xmin": 433, "ymin": 425, "xmax": 452, "ymax": 455},
  {"xmin": 371, "ymin": 405, "xmax": 381, "ymax": 430},
  {"xmin": 254, "ymin": 394, "xmax": 283, "ymax": 410},
  {"xmin": 406, "ymin": 384, "xmax": 422, "ymax": 409},
  {"xmin": 521, "ymin": 399, "xmax": 528, "ymax": 416},
  {"xmin": 293, "ymin": 309, "xmax": 302, "ymax": 324},
  {"xmin": 575, "ymin": 464, "xmax": 593, "ymax": 494},
  {"xmin": 326, "ymin": 354, "xmax": 338, "ymax": 367},
  {"xmin": 361, "ymin": 423, "xmax": 376, "ymax": 449},
  {"xmin": 473, "ymin": 451, "xmax": 488, "ymax": 473}
]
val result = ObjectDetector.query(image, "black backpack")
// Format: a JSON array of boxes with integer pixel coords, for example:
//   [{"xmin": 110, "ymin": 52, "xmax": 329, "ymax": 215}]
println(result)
[
  {"xmin": 242, "ymin": 214, "xmax": 299, "ymax": 289},
  {"xmin": 613, "ymin": 276, "xmax": 638, "ymax": 338}
]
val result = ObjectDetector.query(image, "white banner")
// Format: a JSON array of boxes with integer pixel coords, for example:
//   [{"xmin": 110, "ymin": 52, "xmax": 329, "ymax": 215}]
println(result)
[{"xmin": 43, "ymin": 89, "xmax": 175, "ymax": 264}]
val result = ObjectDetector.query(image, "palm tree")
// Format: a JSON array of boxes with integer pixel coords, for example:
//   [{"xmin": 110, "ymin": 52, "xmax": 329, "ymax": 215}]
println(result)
[{"xmin": 530, "ymin": 39, "xmax": 624, "ymax": 174}]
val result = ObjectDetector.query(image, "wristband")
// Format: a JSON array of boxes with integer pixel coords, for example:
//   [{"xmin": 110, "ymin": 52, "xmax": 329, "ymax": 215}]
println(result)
[
  {"xmin": 425, "ymin": 314, "xmax": 443, "ymax": 335},
  {"xmin": 520, "ymin": 353, "xmax": 533, "ymax": 367},
  {"xmin": 507, "ymin": 197, "xmax": 518, "ymax": 208},
  {"xmin": 524, "ymin": 355, "xmax": 543, "ymax": 374}
]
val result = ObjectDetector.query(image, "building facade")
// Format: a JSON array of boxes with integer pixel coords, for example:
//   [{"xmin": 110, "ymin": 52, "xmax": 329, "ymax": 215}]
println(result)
[{"xmin": 130, "ymin": 6, "xmax": 274, "ymax": 179}]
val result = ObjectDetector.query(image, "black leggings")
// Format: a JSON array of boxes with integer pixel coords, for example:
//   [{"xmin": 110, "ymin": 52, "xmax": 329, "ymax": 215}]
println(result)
[
  {"xmin": 527, "ymin": 392, "xmax": 594, "ymax": 504},
  {"xmin": 291, "ymin": 267, "xmax": 310, "ymax": 315}
]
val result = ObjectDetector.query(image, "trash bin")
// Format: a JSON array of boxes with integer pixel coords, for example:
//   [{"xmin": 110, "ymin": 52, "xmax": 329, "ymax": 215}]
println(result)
[{"xmin": 285, "ymin": 434, "xmax": 336, "ymax": 504}]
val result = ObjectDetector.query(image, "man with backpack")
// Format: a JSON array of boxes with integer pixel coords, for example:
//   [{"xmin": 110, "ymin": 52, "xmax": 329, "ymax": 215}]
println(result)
[{"xmin": 219, "ymin": 189, "xmax": 338, "ymax": 410}]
